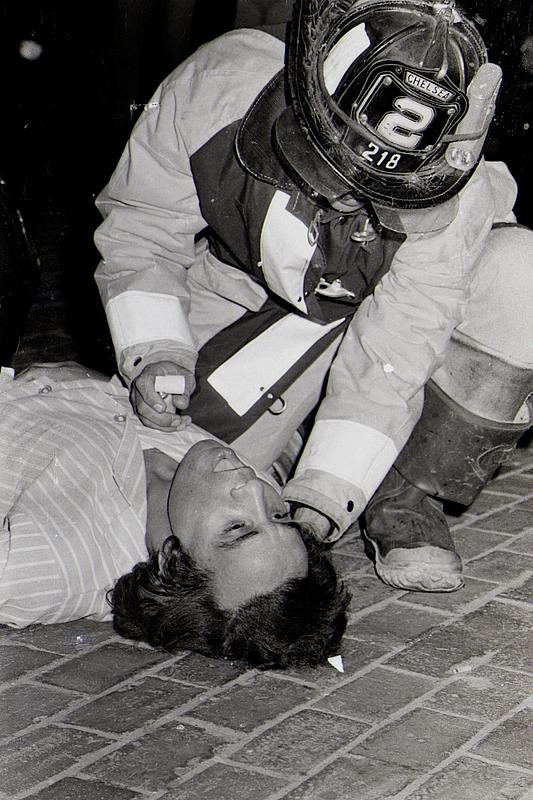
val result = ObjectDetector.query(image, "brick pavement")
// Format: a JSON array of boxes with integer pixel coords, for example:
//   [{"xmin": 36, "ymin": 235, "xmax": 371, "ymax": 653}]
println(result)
[
  {"xmin": 1, "ymin": 209, "xmax": 532, "ymax": 799},
  {"xmin": 1, "ymin": 444, "xmax": 531, "ymax": 800}
]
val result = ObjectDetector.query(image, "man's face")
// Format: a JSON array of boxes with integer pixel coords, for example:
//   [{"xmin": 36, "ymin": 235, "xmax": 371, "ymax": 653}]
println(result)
[{"xmin": 167, "ymin": 440, "xmax": 308, "ymax": 609}]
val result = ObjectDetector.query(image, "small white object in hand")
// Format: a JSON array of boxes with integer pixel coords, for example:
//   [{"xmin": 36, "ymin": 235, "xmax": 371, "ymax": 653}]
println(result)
[
  {"xmin": 154, "ymin": 375, "xmax": 186, "ymax": 396},
  {"xmin": 327, "ymin": 655, "xmax": 344, "ymax": 673}
]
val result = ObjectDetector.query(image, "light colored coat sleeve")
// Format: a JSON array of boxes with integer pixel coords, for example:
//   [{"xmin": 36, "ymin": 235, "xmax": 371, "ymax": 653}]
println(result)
[
  {"xmin": 283, "ymin": 159, "xmax": 518, "ymax": 535},
  {"xmin": 94, "ymin": 74, "xmax": 203, "ymax": 382},
  {"xmin": 94, "ymin": 30, "xmax": 284, "ymax": 384}
]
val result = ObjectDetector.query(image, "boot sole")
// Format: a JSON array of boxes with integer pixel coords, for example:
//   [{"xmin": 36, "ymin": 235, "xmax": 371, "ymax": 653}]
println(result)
[{"xmin": 363, "ymin": 534, "xmax": 464, "ymax": 593}]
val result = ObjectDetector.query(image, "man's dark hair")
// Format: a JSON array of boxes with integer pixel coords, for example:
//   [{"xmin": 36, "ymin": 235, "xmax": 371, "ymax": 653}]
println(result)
[{"xmin": 108, "ymin": 524, "xmax": 350, "ymax": 668}]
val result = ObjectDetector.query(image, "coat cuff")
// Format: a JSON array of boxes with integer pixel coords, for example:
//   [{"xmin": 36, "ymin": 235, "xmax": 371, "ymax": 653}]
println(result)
[
  {"xmin": 283, "ymin": 470, "xmax": 367, "ymax": 538},
  {"xmin": 119, "ymin": 342, "xmax": 198, "ymax": 385}
]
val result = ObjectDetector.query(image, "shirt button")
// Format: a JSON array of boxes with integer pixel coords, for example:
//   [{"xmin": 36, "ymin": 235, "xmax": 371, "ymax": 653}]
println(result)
[
  {"xmin": 39, "ymin": 385, "xmax": 52, "ymax": 394},
  {"xmin": 113, "ymin": 414, "xmax": 126, "ymax": 423}
]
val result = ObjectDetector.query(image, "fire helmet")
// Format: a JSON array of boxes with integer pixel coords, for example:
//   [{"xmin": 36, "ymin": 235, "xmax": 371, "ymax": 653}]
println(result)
[{"xmin": 274, "ymin": 0, "xmax": 502, "ymax": 230}]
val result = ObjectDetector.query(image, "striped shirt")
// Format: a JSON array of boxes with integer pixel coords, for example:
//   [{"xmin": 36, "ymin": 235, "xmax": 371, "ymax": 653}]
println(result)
[{"xmin": 0, "ymin": 369, "xmax": 210, "ymax": 627}]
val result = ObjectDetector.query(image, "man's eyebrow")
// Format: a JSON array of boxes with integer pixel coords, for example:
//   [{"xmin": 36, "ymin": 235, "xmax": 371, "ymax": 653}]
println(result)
[
  {"xmin": 217, "ymin": 519, "xmax": 298, "ymax": 549},
  {"xmin": 218, "ymin": 530, "xmax": 260, "ymax": 549}
]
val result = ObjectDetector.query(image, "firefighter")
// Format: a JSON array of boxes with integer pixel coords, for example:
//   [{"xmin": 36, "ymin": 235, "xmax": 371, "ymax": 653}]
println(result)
[{"xmin": 94, "ymin": 0, "xmax": 532, "ymax": 593}]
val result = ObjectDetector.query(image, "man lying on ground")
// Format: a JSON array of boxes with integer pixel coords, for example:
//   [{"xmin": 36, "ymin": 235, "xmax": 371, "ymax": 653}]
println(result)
[{"xmin": 0, "ymin": 363, "xmax": 349, "ymax": 668}]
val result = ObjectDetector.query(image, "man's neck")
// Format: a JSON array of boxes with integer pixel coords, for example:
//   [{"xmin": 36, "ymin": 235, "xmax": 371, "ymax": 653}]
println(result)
[{"xmin": 143, "ymin": 449, "xmax": 179, "ymax": 553}]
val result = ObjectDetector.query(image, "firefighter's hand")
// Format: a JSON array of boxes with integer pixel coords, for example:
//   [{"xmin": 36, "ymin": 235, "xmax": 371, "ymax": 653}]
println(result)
[
  {"xmin": 130, "ymin": 361, "xmax": 195, "ymax": 431},
  {"xmin": 292, "ymin": 506, "xmax": 334, "ymax": 543}
]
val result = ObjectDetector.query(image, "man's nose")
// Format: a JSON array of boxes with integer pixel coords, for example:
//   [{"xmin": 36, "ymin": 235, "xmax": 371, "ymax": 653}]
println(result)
[{"xmin": 230, "ymin": 476, "xmax": 267, "ymax": 509}]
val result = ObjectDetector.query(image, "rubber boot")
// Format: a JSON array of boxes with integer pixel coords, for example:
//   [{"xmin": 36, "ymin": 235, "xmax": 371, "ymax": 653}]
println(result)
[
  {"xmin": 362, "ymin": 466, "xmax": 463, "ymax": 592},
  {"xmin": 363, "ymin": 379, "xmax": 531, "ymax": 592}
]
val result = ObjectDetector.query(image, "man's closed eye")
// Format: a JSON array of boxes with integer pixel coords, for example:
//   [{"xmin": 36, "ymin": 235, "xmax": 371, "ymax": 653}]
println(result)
[{"xmin": 219, "ymin": 527, "xmax": 259, "ymax": 548}]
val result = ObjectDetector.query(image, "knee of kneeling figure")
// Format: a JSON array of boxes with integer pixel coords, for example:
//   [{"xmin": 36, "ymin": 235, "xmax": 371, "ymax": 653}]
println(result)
[
  {"xmin": 465, "ymin": 225, "xmax": 533, "ymax": 365},
  {"xmin": 486, "ymin": 224, "xmax": 533, "ymax": 289}
]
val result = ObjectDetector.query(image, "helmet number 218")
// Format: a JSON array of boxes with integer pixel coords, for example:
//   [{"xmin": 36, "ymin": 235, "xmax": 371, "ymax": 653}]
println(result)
[{"xmin": 361, "ymin": 142, "xmax": 402, "ymax": 170}]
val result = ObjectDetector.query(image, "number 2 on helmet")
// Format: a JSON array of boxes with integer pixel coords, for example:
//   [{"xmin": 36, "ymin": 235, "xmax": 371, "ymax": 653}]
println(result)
[{"xmin": 376, "ymin": 96, "xmax": 436, "ymax": 150}]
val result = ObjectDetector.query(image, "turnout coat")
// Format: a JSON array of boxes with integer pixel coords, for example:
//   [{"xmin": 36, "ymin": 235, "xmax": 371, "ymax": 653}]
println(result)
[{"xmin": 95, "ymin": 29, "xmax": 517, "ymax": 535}]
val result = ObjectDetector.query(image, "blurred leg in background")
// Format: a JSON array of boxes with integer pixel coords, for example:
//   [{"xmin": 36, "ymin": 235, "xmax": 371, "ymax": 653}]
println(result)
[{"xmin": 0, "ymin": 178, "xmax": 40, "ymax": 365}]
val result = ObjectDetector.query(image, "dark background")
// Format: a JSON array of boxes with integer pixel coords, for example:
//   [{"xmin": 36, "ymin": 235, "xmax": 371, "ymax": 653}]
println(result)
[
  {"xmin": 0, "ymin": 0, "xmax": 243, "ymax": 370},
  {"xmin": 0, "ymin": 0, "xmax": 531, "ymax": 371}
]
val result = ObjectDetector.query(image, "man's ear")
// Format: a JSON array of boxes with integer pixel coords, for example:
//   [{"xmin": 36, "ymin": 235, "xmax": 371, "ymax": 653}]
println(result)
[{"xmin": 157, "ymin": 535, "xmax": 182, "ymax": 577}]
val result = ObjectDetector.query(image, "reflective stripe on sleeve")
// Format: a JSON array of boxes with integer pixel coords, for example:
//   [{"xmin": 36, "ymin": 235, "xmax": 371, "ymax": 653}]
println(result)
[
  {"xmin": 106, "ymin": 291, "xmax": 194, "ymax": 351},
  {"xmin": 297, "ymin": 419, "xmax": 398, "ymax": 501}
]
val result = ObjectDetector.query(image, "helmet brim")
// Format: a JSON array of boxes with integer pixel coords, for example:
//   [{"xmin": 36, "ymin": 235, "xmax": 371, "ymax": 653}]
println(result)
[
  {"xmin": 274, "ymin": 103, "xmax": 353, "ymax": 203},
  {"xmin": 236, "ymin": 68, "xmax": 353, "ymax": 203}
]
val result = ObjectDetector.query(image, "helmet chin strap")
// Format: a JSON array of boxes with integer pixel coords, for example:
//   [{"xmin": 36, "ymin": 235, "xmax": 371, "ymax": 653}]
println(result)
[
  {"xmin": 306, "ymin": 184, "xmax": 368, "ymax": 214},
  {"xmin": 329, "ymin": 194, "xmax": 366, "ymax": 213}
]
